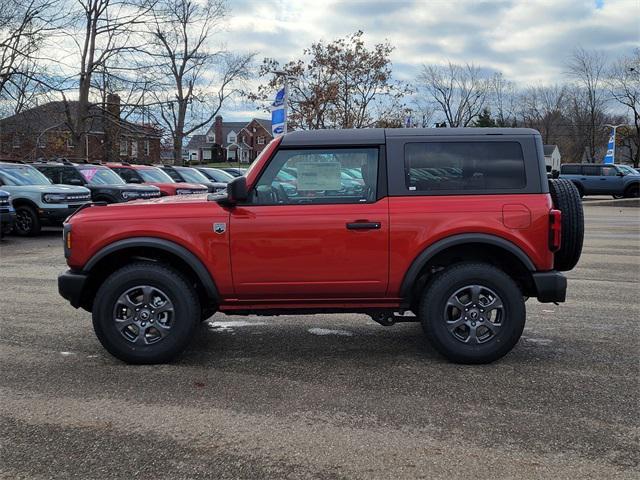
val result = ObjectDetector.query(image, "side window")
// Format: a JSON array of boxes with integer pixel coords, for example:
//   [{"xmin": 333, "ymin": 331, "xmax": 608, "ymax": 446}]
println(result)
[
  {"xmin": 61, "ymin": 167, "xmax": 84, "ymax": 184},
  {"xmin": 164, "ymin": 169, "xmax": 182, "ymax": 182},
  {"xmin": 561, "ymin": 165, "xmax": 581, "ymax": 175},
  {"xmin": 250, "ymin": 148, "xmax": 379, "ymax": 205},
  {"xmin": 601, "ymin": 166, "xmax": 617, "ymax": 177},
  {"xmin": 582, "ymin": 166, "xmax": 600, "ymax": 176},
  {"xmin": 113, "ymin": 168, "xmax": 139, "ymax": 183},
  {"xmin": 404, "ymin": 142, "xmax": 525, "ymax": 192},
  {"xmin": 36, "ymin": 167, "xmax": 58, "ymax": 183}
]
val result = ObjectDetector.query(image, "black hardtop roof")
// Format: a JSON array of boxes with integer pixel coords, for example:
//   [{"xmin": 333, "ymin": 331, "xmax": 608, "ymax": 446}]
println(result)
[{"xmin": 280, "ymin": 128, "xmax": 541, "ymax": 146}]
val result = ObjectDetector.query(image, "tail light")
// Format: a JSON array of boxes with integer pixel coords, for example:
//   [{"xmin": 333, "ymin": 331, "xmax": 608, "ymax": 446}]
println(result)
[{"xmin": 549, "ymin": 209, "xmax": 562, "ymax": 252}]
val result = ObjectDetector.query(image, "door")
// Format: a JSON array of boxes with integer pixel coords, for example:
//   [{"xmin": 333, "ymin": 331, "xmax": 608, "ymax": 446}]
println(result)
[
  {"xmin": 580, "ymin": 165, "xmax": 600, "ymax": 194},
  {"xmin": 600, "ymin": 165, "xmax": 624, "ymax": 195},
  {"xmin": 229, "ymin": 146, "xmax": 389, "ymax": 299}
]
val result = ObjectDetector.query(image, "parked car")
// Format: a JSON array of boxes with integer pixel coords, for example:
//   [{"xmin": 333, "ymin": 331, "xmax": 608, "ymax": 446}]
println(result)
[
  {"xmin": 0, "ymin": 162, "xmax": 91, "ymax": 236},
  {"xmin": 159, "ymin": 165, "xmax": 227, "ymax": 193},
  {"xmin": 221, "ymin": 167, "xmax": 247, "ymax": 177},
  {"xmin": 0, "ymin": 189, "xmax": 15, "ymax": 237},
  {"xmin": 194, "ymin": 167, "xmax": 235, "ymax": 184},
  {"xmin": 560, "ymin": 163, "xmax": 640, "ymax": 198},
  {"xmin": 58, "ymin": 128, "xmax": 583, "ymax": 365},
  {"xmin": 106, "ymin": 163, "xmax": 208, "ymax": 196},
  {"xmin": 33, "ymin": 161, "xmax": 161, "ymax": 204}
]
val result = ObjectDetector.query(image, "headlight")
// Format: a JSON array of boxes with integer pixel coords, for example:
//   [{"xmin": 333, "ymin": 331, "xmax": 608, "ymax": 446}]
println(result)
[
  {"xmin": 42, "ymin": 193, "xmax": 66, "ymax": 203},
  {"xmin": 0, "ymin": 197, "xmax": 8, "ymax": 207}
]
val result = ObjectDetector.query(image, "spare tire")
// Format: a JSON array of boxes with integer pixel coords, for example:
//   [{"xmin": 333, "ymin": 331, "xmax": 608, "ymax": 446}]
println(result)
[{"xmin": 548, "ymin": 179, "xmax": 584, "ymax": 271}]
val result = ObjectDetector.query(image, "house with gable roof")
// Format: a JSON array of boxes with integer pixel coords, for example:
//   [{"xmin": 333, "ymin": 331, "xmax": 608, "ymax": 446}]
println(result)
[{"xmin": 186, "ymin": 116, "xmax": 272, "ymax": 164}]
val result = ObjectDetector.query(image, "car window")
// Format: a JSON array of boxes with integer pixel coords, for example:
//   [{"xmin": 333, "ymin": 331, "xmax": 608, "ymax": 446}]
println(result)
[
  {"xmin": 78, "ymin": 167, "xmax": 125, "ymax": 185},
  {"xmin": 601, "ymin": 166, "xmax": 618, "ymax": 177},
  {"xmin": 250, "ymin": 148, "xmax": 378, "ymax": 205},
  {"xmin": 164, "ymin": 169, "xmax": 183, "ymax": 182},
  {"xmin": 60, "ymin": 167, "xmax": 85, "ymax": 184},
  {"xmin": 404, "ymin": 142, "xmax": 525, "ymax": 192},
  {"xmin": 176, "ymin": 167, "xmax": 210, "ymax": 184},
  {"xmin": 617, "ymin": 165, "xmax": 637, "ymax": 175},
  {"xmin": 112, "ymin": 167, "xmax": 142, "ymax": 183},
  {"xmin": 137, "ymin": 168, "xmax": 175, "ymax": 183},
  {"xmin": 0, "ymin": 165, "xmax": 52, "ymax": 186},
  {"xmin": 201, "ymin": 168, "xmax": 233, "ymax": 183},
  {"xmin": 582, "ymin": 166, "xmax": 600, "ymax": 176},
  {"xmin": 561, "ymin": 165, "xmax": 581, "ymax": 175}
]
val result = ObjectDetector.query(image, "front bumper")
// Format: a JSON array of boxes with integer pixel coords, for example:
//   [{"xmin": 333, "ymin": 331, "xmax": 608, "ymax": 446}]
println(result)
[
  {"xmin": 40, "ymin": 205, "xmax": 86, "ymax": 224},
  {"xmin": 58, "ymin": 269, "xmax": 89, "ymax": 309},
  {"xmin": 532, "ymin": 271, "xmax": 567, "ymax": 303}
]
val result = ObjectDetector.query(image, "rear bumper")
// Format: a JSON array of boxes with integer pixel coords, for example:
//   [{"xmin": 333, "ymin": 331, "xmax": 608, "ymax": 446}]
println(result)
[
  {"xmin": 58, "ymin": 270, "xmax": 88, "ymax": 309},
  {"xmin": 532, "ymin": 271, "xmax": 567, "ymax": 303}
]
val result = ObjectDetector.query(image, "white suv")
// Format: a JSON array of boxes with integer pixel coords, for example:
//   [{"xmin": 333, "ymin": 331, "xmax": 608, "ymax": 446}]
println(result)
[{"xmin": 0, "ymin": 162, "xmax": 91, "ymax": 236}]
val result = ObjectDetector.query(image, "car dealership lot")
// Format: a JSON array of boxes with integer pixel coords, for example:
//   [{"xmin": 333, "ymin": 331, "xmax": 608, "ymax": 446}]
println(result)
[{"xmin": 0, "ymin": 204, "xmax": 638, "ymax": 479}]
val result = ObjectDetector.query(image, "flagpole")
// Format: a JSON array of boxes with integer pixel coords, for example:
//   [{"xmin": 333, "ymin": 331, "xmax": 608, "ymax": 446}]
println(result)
[{"xmin": 604, "ymin": 124, "xmax": 624, "ymax": 164}]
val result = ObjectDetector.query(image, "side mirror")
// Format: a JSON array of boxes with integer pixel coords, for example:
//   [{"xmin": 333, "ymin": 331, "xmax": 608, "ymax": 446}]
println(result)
[
  {"xmin": 69, "ymin": 178, "xmax": 84, "ymax": 186},
  {"xmin": 617, "ymin": 171, "xmax": 625, "ymax": 177},
  {"xmin": 128, "ymin": 177, "xmax": 142, "ymax": 184},
  {"xmin": 226, "ymin": 176, "xmax": 248, "ymax": 204}
]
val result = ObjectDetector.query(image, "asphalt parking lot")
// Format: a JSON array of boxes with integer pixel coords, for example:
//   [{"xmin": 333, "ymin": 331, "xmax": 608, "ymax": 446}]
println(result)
[{"xmin": 1, "ymin": 203, "xmax": 638, "ymax": 479}]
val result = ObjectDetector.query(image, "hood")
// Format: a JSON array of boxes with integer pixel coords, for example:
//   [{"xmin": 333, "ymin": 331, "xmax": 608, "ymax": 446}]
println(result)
[
  {"xmin": 94, "ymin": 183, "xmax": 160, "ymax": 192},
  {"xmin": 0, "ymin": 184, "xmax": 91, "ymax": 194},
  {"xmin": 174, "ymin": 182, "xmax": 209, "ymax": 190}
]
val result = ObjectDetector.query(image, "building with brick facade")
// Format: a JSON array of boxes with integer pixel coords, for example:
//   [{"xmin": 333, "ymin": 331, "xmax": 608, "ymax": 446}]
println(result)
[
  {"xmin": 0, "ymin": 95, "xmax": 162, "ymax": 163},
  {"xmin": 186, "ymin": 116, "xmax": 272, "ymax": 164}
]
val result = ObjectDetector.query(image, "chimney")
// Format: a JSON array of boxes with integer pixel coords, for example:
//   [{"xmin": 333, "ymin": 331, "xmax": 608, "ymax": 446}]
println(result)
[
  {"xmin": 105, "ymin": 94, "xmax": 121, "ymax": 162},
  {"xmin": 214, "ymin": 115, "xmax": 223, "ymax": 145}
]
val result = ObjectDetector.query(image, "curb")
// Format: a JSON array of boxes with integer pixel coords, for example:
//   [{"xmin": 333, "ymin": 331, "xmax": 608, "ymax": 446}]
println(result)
[{"xmin": 583, "ymin": 198, "xmax": 640, "ymax": 207}]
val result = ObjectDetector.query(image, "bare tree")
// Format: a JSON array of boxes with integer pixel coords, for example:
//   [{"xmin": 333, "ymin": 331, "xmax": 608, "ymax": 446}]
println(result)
[
  {"xmin": 490, "ymin": 72, "xmax": 517, "ymax": 127},
  {"xmin": 147, "ymin": 0, "xmax": 253, "ymax": 163},
  {"xmin": 61, "ymin": 0, "xmax": 154, "ymax": 159},
  {"xmin": 418, "ymin": 61, "xmax": 491, "ymax": 127},
  {"xmin": 607, "ymin": 49, "xmax": 640, "ymax": 166},
  {"xmin": 566, "ymin": 47, "xmax": 608, "ymax": 161},
  {"xmin": 519, "ymin": 84, "xmax": 568, "ymax": 143}
]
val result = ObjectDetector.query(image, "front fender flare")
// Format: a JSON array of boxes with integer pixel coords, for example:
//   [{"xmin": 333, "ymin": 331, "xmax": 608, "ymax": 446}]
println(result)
[{"xmin": 84, "ymin": 237, "xmax": 219, "ymax": 302}]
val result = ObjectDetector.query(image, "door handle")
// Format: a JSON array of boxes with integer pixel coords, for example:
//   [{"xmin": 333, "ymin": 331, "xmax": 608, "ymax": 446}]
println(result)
[
  {"xmin": 600, "ymin": 178, "xmax": 607, "ymax": 181},
  {"xmin": 346, "ymin": 221, "xmax": 381, "ymax": 230}
]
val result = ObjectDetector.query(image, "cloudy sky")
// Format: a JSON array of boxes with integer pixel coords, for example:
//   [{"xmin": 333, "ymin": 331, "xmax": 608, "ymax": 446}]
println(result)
[{"xmin": 219, "ymin": 0, "xmax": 639, "ymax": 120}]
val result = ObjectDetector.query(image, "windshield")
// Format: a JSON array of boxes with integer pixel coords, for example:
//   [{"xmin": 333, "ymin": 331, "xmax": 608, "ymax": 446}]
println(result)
[
  {"xmin": 176, "ymin": 167, "xmax": 210, "ymax": 184},
  {"xmin": 618, "ymin": 165, "xmax": 638, "ymax": 175},
  {"xmin": 0, "ymin": 165, "xmax": 52, "ymax": 186},
  {"xmin": 201, "ymin": 168, "xmax": 234, "ymax": 183},
  {"xmin": 78, "ymin": 167, "xmax": 126, "ymax": 185},
  {"xmin": 137, "ymin": 167, "xmax": 175, "ymax": 183}
]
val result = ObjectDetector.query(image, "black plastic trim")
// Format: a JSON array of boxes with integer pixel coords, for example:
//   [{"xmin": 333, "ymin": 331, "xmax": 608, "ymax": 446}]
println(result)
[
  {"xmin": 58, "ymin": 270, "xmax": 88, "ymax": 308},
  {"xmin": 83, "ymin": 237, "xmax": 220, "ymax": 302},
  {"xmin": 400, "ymin": 233, "xmax": 536, "ymax": 297},
  {"xmin": 532, "ymin": 271, "xmax": 567, "ymax": 303}
]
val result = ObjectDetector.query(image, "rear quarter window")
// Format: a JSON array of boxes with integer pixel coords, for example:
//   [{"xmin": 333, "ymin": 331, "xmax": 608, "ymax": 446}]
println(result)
[
  {"xmin": 404, "ymin": 142, "xmax": 526, "ymax": 192},
  {"xmin": 561, "ymin": 165, "xmax": 581, "ymax": 175}
]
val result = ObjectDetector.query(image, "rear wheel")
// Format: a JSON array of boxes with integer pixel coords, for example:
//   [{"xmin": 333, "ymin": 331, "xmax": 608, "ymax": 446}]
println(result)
[
  {"xmin": 92, "ymin": 262, "xmax": 200, "ymax": 364},
  {"xmin": 420, "ymin": 263, "xmax": 526, "ymax": 364},
  {"xmin": 14, "ymin": 205, "xmax": 41, "ymax": 236},
  {"xmin": 624, "ymin": 184, "xmax": 639, "ymax": 198},
  {"xmin": 548, "ymin": 179, "xmax": 584, "ymax": 271}
]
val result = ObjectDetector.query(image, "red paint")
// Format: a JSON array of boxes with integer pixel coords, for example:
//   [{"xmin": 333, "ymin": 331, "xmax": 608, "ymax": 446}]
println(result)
[
  {"xmin": 68, "ymin": 137, "xmax": 559, "ymax": 311},
  {"xmin": 106, "ymin": 163, "xmax": 208, "ymax": 196}
]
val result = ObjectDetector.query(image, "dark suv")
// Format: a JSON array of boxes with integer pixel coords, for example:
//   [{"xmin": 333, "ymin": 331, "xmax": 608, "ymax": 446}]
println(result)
[
  {"xmin": 34, "ymin": 162, "xmax": 161, "ymax": 204},
  {"xmin": 58, "ymin": 128, "xmax": 584, "ymax": 365},
  {"xmin": 159, "ymin": 165, "xmax": 227, "ymax": 193},
  {"xmin": 560, "ymin": 163, "xmax": 640, "ymax": 198}
]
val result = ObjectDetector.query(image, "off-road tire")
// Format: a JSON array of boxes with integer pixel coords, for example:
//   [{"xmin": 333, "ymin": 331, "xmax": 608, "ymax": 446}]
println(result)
[
  {"xmin": 420, "ymin": 263, "xmax": 526, "ymax": 364},
  {"xmin": 14, "ymin": 205, "xmax": 41, "ymax": 236},
  {"xmin": 548, "ymin": 179, "xmax": 584, "ymax": 271},
  {"xmin": 92, "ymin": 262, "xmax": 200, "ymax": 364},
  {"xmin": 624, "ymin": 183, "xmax": 639, "ymax": 198}
]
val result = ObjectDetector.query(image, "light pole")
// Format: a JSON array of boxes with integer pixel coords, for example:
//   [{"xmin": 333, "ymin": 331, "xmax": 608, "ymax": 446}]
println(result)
[{"xmin": 603, "ymin": 123, "xmax": 626, "ymax": 164}]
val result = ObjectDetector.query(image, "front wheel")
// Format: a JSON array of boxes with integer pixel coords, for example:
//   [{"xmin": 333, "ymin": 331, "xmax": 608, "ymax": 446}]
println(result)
[
  {"xmin": 420, "ymin": 263, "xmax": 526, "ymax": 364},
  {"xmin": 14, "ymin": 205, "xmax": 41, "ymax": 236},
  {"xmin": 92, "ymin": 262, "xmax": 200, "ymax": 364}
]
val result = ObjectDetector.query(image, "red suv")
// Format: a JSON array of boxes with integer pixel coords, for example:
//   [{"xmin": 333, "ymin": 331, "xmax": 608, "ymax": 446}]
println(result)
[
  {"xmin": 106, "ymin": 163, "xmax": 208, "ymax": 196},
  {"xmin": 59, "ymin": 129, "xmax": 583, "ymax": 365}
]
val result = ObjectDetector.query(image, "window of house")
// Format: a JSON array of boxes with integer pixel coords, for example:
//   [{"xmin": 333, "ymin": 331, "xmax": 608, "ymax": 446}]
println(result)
[
  {"xmin": 67, "ymin": 137, "xmax": 74, "ymax": 149},
  {"xmin": 119, "ymin": 138, "xmax": 128, "ymax": 156},
  {"xmin": 404, "ymin": 142, "xmax": 526, "ymax": 192},
  {"xmin": 131, "ymin": 139, "xmax": 138, "ymax": 158},
  {"xmin": 251, "ymin": 148, "xmax": 379, "ymax": 205},
  {"xmin": 37, "ymin": 135, "xmax": 46, "ymax": 148},
  {"xmin": 144, "ymin": 139, "xmax": 150, "ymax": 156},
  {"xmin": 228, "ymin": 133, "xmax": 236, "ymax": 144},
  {"xmin": 12, "ymin": 136, "xmax": 21, "ymax": 148},
  {"xmin": 257, "ymin": 136, "xmax": 265, "ymax": 145}
]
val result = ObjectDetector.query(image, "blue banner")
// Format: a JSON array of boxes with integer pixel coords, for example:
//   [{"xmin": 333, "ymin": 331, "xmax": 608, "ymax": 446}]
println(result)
[
  {"xmin": 603, "ymin": 130, "xmax": 615, "ymax": 164},
  {"xmin": 271, "ymin": 87, "xmax": 286, "ymax": 137}
]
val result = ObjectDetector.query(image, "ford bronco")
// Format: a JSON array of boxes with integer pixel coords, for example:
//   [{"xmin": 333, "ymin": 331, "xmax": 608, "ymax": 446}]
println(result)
[{"xmin": 58, "ymin": 128, "xmax": 584, "ymax": 364}]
